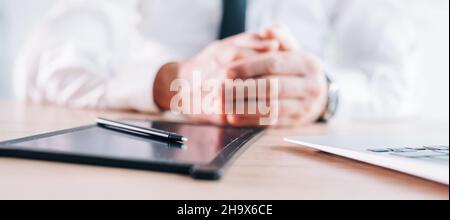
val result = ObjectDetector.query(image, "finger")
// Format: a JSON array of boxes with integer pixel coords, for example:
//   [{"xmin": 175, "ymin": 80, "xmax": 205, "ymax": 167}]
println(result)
[
  {"xmin": 268, "ymin": 99, "xmax": 321, "ymax": 127},
  {"xmin": 233, "ymin": 49, "xmax": 261, "ymax": 61},
  {"xmin": 259, "ymin": 26, "xmax": 300, "ymax": 51},
  {"xmin": 269, "ymin": 76, "xmax": 323, "ymax": 100},
  {"xmin": 223, "ymin": 76, "xmax": 315, "ymax": 100},
  {"xmin": 224, "ymin": 99, "xmax": 307, "ymax": 121},
  {"xmin": 222, "ymin": 77, "xmax": 275, "ymax": 101},
  {"xmin": 274, "ymin": 116, "xmax": 302, "ymax": 128},
  {"xmin": 226, "ymin": 112, "xmax": 302, "ymax": 128},
  {"xmin": 225, "ymin": 33, "xmax": 280, "ymax": 51},
  {"xmin": 225, "ymin": 92, "xmax": 326, "ymax": 127},
  {"xmin": 223, "ymin": 99, "xmax": 272, "ymax": 117},
  {"xmin": 226, "ymin": 114, "xmax": 263, "ymax": 127},
  {"xmin": 278, "ymin": 99, "xmax": 305, "ymax": 117},
  {"xmin": 247, "ymin": 39, "xmax": 280, "ymax": 52},
  {"xmin": 229, "ymin": 52, "xmax": 321, "ymax": 79}
]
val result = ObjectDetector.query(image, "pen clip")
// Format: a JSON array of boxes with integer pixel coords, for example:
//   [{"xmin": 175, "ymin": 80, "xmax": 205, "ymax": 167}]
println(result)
[{"xmin": 98, "ymin": 123, "xmax": 187, "ymax": 149}]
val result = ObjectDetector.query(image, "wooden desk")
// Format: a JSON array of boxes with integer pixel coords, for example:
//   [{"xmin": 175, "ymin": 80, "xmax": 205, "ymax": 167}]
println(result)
[{"xmin": 0, "ymin": 101, "xmax": 448, "ymax": 200}]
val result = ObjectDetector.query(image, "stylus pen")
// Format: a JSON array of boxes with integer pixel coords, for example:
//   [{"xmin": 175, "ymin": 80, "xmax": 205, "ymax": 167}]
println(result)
[{"xmin": 96, "ymin": 118, "xmax": 188, "ymax": 142}]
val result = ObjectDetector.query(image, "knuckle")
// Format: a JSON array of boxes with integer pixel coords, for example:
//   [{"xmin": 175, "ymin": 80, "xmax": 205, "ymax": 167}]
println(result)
[
  {"xmin": 226, "ymin": 115, "xmax": 238, "ymax": 125},
  {"xmin": 266, "ymin": 56, "xmax": 281, "ymax": 73},
  {"xmin": 231, "ymin": 63, "xmax": 248, "ymax": 78},
  {"xmin": 305, "ymin": 54, "xmax": 322, "ymax": 75},
  {"xmin": 302, "ymin": 100, "xmax": 313, "ymax": 114},
  {"xmin": 237, "ymin": 64, "xmax": 251, "ymax": 78},
  {"xmin": 307, "ymin": 75, "xmax": 326, "ymax": 99},
  {"xmin": 308, "ymin": 86, "xmax": 321, "ymax": 99}
]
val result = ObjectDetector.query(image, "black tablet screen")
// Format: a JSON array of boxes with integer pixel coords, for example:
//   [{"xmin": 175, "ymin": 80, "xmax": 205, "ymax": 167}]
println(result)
[{"xmin": 7, "ymin": 120, "xmax": 254, "ymax": 165}]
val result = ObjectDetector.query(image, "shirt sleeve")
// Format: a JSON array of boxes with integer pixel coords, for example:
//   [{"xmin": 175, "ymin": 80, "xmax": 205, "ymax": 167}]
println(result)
[
  {"xmin": 14, "ymin": 0, "xmax": 176, "ymax": 113},
  {"xmin": 327, "ymin": 0, "xmax": 420, "ymax": 120}
]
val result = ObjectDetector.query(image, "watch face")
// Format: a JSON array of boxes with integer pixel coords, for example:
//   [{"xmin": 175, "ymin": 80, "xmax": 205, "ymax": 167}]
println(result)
[
  {"xmin": 327, "ymin": 86, "xmax": 339, "ymax": 119},
  {"xmin": 321, "ymin": 76, "xmax": 339, "ymax": 121}
]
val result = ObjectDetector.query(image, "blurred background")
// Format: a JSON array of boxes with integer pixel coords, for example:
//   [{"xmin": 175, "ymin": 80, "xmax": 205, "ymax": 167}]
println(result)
[{"xmin": 0, "ymin": 0, "xmax": 448, "ymax": 120}]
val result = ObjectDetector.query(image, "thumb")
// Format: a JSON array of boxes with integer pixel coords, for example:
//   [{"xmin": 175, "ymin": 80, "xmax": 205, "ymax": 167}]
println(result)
[{"xmin": 260, "ymin": 25, "xmax": 300, "ymax": 51}]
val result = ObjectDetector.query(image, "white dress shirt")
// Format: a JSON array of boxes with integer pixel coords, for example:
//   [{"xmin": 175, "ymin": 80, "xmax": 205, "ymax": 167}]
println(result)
[{"xmin": 14, "ymin": 0, "xmax": 418, "ymax": 119}]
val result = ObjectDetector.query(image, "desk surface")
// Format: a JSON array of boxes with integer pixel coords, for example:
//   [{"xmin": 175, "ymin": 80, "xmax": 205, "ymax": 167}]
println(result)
[{"xmin": 0, "ymin": 101, "xmax": 448, "ymax": 200}]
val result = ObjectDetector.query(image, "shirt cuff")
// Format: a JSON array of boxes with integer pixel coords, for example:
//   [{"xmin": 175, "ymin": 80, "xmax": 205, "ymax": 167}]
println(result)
[
  {"xmin": 102, "ymin": 40, "xmax": 177, "ymax": 113},
  {"xmin": 103, "ymin": 70, "xmax": 159, "ymax": 113}
]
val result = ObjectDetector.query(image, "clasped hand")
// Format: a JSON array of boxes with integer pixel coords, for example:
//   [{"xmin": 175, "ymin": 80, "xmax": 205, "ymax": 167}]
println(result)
[{"xmin": 154, "ymin": 27, "xmax": 328, "ymax": 127}]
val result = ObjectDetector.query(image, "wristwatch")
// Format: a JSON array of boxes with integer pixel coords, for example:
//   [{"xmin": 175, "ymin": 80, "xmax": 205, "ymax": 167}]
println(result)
[{"xmin": 317, "ymin": 74, "xmax": 339, "ymax": 123}]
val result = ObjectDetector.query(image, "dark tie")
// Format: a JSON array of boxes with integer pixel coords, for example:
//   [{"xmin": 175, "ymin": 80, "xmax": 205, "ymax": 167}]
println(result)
[{"xmin": 218, "ymin": 0, "xmax": 248, "ymax": 39}]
